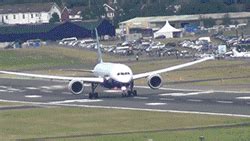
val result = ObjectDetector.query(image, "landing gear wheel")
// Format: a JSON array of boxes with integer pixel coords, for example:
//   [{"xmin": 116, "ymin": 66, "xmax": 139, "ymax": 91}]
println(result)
[
  {"xmin": 127, "ymin": 91, "xmax": 132, "ymax": 97},
  {"xmin": 122, "ymin": 92, "xmax": 127, "ymax": 97},
  {"xmin": 89, "ymin": 93, "xmax": 98, "ymax": 99},
  {"xmin": 94, "ymin": 93, "xmax": 99, "ymax": 99},
  {"xmin": 133, "ymin": 90, "xmax": 137, "ymax": 96},
  {"xmin": 89, "ymin": 93, "xmax": 93, "ymax": 99},
  {"xmin": 89, "ymin": 83, "xmax": 99, "ymax": 99}
]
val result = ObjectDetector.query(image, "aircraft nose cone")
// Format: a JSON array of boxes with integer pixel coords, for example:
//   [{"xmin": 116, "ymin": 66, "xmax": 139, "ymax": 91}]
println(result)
[{"xmin": 119, "ymin": 76, "xmax": 132, "ymax": 83}]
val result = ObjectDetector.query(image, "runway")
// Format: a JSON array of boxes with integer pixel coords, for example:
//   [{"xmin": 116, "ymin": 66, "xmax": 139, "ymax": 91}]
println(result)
[{"xmin": 1, "ymin": 78, "xmax": 250, "ymax": 117}]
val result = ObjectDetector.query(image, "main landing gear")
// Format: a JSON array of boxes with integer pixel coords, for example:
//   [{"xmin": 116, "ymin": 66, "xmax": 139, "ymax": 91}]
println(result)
[{"xmin": 89, "ymin": 83, "xmax": 99, "ymax": 99}]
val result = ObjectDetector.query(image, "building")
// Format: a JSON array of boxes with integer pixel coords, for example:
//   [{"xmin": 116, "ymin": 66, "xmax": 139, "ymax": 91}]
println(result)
[
  {"xmin": 61, "ymin": 6, "xmax": 83, "ymax": 22},
  {"xmin": 0, "ymin": 3, "xmax": 61, "ymax": 25},
  {"xmin": 119, "ymin": 12, "xmax": 250, "ymax": 34},
  {"xmin": 103, "ymin": 0, "xmax": 122, "ymax": 22},
  {"xmin": 0, "ymin": 19, "xmax": 115, "ymax": 42},
  {"xmin": 103, "ymin": 3, "xmax": 115, "ymax": 21}
]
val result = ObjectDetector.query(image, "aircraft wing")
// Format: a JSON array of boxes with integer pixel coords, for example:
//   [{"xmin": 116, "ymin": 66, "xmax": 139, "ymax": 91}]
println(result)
[
  {"xmin": 0, "ymin": 71, "xmax": 104, "ymax": 83},
  {"xmin": 62, "ymin": 69, "xmax": 94, "ymax": 73},
  {"xmin": 133, "ymin": 56, "xmax": 214, "ymax": 80}
]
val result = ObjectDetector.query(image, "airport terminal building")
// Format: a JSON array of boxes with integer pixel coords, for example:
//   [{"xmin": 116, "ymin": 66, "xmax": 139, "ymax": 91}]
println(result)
[{"xmin": 119, "ymin": 12, "xmax": 250, "ymax": 34}]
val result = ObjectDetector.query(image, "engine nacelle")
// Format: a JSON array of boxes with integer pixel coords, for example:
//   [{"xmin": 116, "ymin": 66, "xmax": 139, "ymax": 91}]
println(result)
[
  {"xmin": 147, "ymin": 74, "xmax": 163, "ymax": 89},
  {"xmin": 68, "ymin": 80, "xmax": 84, "ymax": 95}
]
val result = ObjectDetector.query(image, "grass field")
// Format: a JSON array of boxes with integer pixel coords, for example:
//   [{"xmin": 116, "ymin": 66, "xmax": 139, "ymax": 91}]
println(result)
[
  {"xmin": 0, "ymin": 102, "xmax": 22, "ymax": 106},
  {"xmin": 0, "ymin": 107, "xmax": 250, "ymax": 140},
  {"xmin": 62, "ymin": 126, "xmax": 250, "ymax": 141}
]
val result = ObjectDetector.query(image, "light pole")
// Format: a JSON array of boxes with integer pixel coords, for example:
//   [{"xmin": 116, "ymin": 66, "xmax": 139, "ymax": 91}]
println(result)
[{"xmin": 199, "ymin": 136, "xmax": 205, "ymax": 141}]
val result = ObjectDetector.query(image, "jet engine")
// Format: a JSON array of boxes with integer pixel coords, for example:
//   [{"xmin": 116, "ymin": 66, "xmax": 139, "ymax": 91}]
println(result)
[
  {"xmin": 147, "ymin": 74, "xmax": 163, "ymax": 89},
  {"xmin": 68, "ymin": 80, "xmax": 84, "ymax": 95}
]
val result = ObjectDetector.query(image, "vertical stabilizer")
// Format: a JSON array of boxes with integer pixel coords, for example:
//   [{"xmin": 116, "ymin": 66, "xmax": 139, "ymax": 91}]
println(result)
[{"xmin": 95, "ymin": 28, "xmax": 103, "ymax": 63}]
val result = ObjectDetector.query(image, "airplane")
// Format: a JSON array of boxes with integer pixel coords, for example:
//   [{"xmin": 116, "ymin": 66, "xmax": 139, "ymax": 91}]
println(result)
[
  {"xmin": 0, "ymin": 29, "xmax": 214, "ymax": 99},
  {"xmin": 231, "ymin": 48, "xmax": 250, "ymax": 57}
]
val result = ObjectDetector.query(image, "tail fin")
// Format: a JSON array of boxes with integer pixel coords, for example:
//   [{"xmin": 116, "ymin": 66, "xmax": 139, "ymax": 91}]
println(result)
[{"xmin": 95, "ymin": 28, "xmax": 103, "ymax": 63}]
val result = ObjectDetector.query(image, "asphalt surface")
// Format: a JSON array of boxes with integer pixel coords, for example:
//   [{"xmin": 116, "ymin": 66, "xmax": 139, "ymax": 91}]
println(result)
[{"xmin": 1, "ymin": 78, "xmax": 250, "ymax": 117}]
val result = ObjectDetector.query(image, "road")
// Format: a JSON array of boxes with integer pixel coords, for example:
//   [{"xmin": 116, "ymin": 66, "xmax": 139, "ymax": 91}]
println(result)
[{"xmin": 0, "ymin": 78, "xmax": 250, "ymax": 117}]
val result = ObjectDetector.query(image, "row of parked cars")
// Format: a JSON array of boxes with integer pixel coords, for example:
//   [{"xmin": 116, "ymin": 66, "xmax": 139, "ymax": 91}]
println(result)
[
  {"xmin": 215, "ymin": 34, "xmax": 250, "ymax": 46},
  {"xmin": 59, "ymin": 37, "xmax": 97, "ymax": 49},
  {"xmin": 58, "ymin": 37, "xmax": 194, "ymax": 58}
]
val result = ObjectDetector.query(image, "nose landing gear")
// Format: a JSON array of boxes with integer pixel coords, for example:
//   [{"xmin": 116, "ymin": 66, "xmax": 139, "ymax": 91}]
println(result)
[{"xmin": 121, "ymin": 81, "xmax": 137, "ymax": 97}]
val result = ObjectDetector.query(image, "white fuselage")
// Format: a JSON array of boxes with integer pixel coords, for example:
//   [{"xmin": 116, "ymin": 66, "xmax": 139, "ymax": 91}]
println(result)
[{"xmin": 93, "ymin": 63, "xmax": 133, "ymax": 84}]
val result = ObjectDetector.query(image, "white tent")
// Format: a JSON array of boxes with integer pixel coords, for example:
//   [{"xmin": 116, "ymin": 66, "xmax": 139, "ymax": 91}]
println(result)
[{"xmin": 154, "ymin": 20, "xmax": 182, "ymax": 39}]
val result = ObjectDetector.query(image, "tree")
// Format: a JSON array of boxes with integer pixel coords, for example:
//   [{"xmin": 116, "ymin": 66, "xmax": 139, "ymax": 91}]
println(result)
[
  {"xmin": 222, "ymin": 13, "xmax": 232, "ymax": 26},
  {"xmin": 49, "ymin": 13, "xmax": 60, "ymax": 23},
  {"xmin": 202, "ymin": 17, "xmax": 216, "ymax": 28}
]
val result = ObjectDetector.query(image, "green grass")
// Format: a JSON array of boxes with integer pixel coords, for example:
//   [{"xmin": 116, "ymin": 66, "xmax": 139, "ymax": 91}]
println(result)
[
  {"xmin": 59, "ymin": 126, "xmax": 250, "ymax": 141},
  {"xmin": 0, "ymin": 107, "xmax": 249, "ymax": 140},
  {"xmin": 0, "ymin": 47, "xmax": 80, "ymax": 70},
  {"xmin": 0, "ymin": 46, "xmax": 127, "ymax": 70},
  {"xmin": 165, "ymin": 60, "xmax": 250, "ymax": 85},
  {"xmin": 0, "ymin": 102, "xmax": 22, "ymax": 106}
]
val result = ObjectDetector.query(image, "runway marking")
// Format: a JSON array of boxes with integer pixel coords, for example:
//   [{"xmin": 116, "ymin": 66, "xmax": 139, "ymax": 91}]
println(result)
[
  {"xmin": 40, "ymin": 85, "xmax": 65, "ymax": 90},
  {"xmin": 160, "ymin": 91, "xmax": 214, "ymax": 97},
  {"xmin": 50, "ymin": 85, "xmax": 65, "ymax": 89},
  {"xmin": 62, "ymin": 92, "xmax": 72, "ymax": 95},
  {"xmin": 8, "ymin": 88, "xmax": 23, "ymax": 92},
  {"xmin": 25, "ymin": 95, "xmax": 42, "ymax": 98},
  {"xmin": 133, "ymin": 97, "xmax": 149, "ymax": 100},
  {"xmin": 49, "ymin": 99, "xmax": 103, "ymax": 104},
  {"xmin": 0, "ymin": 89, "xmax": 7, "ymax": 92},
  {"xmin": 217, "ymin": 101, "xmax": 233, "ymax": 104},
  {"xmin": 159, "ymin": 98, "xmax": 175, "ymax": 101},
  {"xmin": 0, "ymin": 86, "xmax": 8, "ymax": 89},
  {"xmin": 236, "ymin": 97, "xmax": 250, "ymax": 100},
  {"xmin": 1, "ymin": 99, "xmax": 250, "ymax": 118},
  {"xmin": 26, "ymin": 87, "xmax": 39, "ymax": 90},
  {"xmin": 146, "ymin": 103, "xmax": 166, "ymax": 106},
  {"xmin": 40, "ymin": 86, "xmax": 51, "ymax": 89},
  {"xmin": 136, "ymin": 86, "xmax": 202, "ymax": 92},
  {"xmin": 187, "ymin": 99, "xmax": 203, "ymax": 102},
  {"xmin": 40, "ymin": 90, "xmax": 53, "ymax": 93},
  {"xmin": 136, "ymin": 85, "xmax": 250, "ymax": 94},
  {"xmin": 160, "ymin": 93, "xmax": 183, "ymax": 96}
]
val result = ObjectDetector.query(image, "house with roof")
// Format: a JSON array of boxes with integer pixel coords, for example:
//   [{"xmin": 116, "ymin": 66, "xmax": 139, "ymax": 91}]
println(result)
[
  {"xmin": 61, "ymin": 6, "xmax": 83, "ymax": 22},
  {"xmin": 0, "ymin": 2, "xmax": 61, "ymax": 25},
  {"xmin": 103, "ymin": 0, "xmax": 120, "ymax": 21},
  {"xmin": 103, "ymin": 3, "xmax": 115, "ymax": 21}
]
